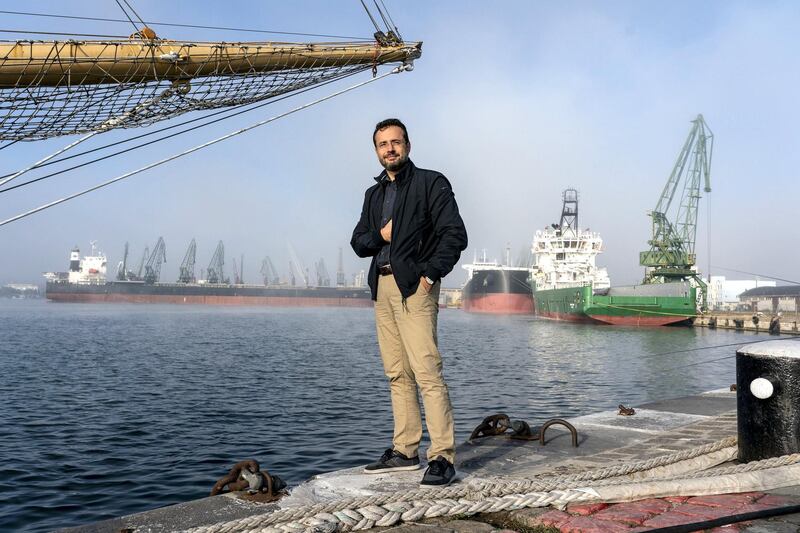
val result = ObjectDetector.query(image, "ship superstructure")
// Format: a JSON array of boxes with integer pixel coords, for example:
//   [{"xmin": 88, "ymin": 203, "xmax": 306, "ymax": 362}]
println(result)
[
  {"xmin": 531, "ymin": 189, "xmax": 610, "ymax": 293},
  {"xmin": 44, "ymin": 242, "xmax": 108, "ymax": 285}
]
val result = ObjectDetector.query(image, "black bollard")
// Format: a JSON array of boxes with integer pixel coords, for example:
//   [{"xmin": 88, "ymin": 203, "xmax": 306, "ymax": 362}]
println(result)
[{"xmin": 737, "ymin": 340, "xmax": 800, "ymax": 462}]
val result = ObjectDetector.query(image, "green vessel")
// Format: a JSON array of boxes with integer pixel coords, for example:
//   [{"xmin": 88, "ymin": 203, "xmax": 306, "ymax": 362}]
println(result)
[
  {"xmin": 531, "ymin": 189, "xmax": 697, "ymax": 326},
  {"xmin": 533, "ymin": 283, "xmax": 696, "ymax": 326}
]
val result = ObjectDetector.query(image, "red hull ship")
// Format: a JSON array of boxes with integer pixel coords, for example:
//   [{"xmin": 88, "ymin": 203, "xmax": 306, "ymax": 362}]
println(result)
[{"xmin": 461, "ymin": 254, "xmax": 533, "ymax": 315}]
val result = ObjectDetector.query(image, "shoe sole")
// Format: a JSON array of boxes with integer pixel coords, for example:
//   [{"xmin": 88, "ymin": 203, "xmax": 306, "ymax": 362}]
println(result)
[
  {"xmin": 419, "ymin": 477, "xmax": 455, "ymax": 488},
  {"xmin": 363, "ymin": 464, "xmax": 422, "ymax": 474}
]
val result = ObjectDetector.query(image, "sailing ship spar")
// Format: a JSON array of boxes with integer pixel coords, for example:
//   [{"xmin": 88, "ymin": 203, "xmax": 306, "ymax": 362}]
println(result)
[
  {"xmin": 0, "ymin": 8, "xmax": 421, "ymax": 226},
  {"xmin": 0, "ymin": 31, "xmax": 421, "ymax": 140}
]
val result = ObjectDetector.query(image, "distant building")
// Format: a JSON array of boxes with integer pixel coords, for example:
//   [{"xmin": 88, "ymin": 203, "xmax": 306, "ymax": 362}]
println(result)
[
  {"xmin": 1, "ymin": 284, "xmax": 40, "ymax": 298},
  {"xmin": 739, "ymin": 285, "xmax": 800, "ymax": 313},
  {"xmin": 706, "ymin": 276, "xmax": 776, "ymax": 311}
]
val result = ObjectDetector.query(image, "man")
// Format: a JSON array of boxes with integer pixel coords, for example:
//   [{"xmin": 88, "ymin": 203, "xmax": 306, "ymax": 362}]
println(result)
[{"xmin": 351, "ymin": 118, "xmax": 468, "ymax": 487}]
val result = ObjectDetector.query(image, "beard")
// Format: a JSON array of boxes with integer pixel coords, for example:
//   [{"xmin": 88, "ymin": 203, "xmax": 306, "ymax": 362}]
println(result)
[{"xmin": 380, "ymin": 152, "xmax": 409, "ymax": 171}]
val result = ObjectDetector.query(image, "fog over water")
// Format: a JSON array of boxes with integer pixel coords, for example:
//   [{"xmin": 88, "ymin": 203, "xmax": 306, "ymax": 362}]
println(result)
[{"xmin": 1, "ymin": 1, "xmax": 798, "ymax": 287}]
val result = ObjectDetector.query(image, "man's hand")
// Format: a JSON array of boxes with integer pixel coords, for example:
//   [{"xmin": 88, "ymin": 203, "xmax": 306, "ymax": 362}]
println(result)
[
  {"xmin": 380, "ymin": 219, "xmax": 392, "ymax": 242},
  {"xmin": 420, "ymin": 276, "xmax": 432, "ymax": 293}
]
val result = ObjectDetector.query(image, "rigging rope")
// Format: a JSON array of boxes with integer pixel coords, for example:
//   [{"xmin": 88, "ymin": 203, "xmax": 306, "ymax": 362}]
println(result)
[
  {"xmin": 0, "ymin": 65, "xmax": 368, "ymax": 194},
  {"xmin": 0, "ymin": 64, "xmax": 412, "ymax": 227},
  {"xmin": 0, "ymin": 38, "xmax": 420, "ymax": 140},
  {"xmin": 0, "ymin": 10, "xmax": 371, "ymax": 40},
  {"xmin": 0, "ymin": 86, "xmax": 176, "ymax": 189},
  {"xmin": 114, "ymin": 0, "xmax": 140, "ymax": 34}
]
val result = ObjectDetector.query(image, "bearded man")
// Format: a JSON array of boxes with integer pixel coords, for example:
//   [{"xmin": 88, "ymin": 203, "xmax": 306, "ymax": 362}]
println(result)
[{"xmin": 351, "ymin": 118, "xmax": 468, "ymax": 487}]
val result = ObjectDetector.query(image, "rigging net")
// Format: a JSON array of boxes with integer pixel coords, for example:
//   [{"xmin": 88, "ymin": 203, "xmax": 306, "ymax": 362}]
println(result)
[{"xmin": 0, "ymin": 36, "xmax": 421, "ymax": 141}]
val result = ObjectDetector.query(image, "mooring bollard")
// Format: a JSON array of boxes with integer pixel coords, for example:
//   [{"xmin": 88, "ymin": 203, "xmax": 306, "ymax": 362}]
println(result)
[{"xmin": 737, "ymin": 340, "xmax": 800, "ymax": 462}]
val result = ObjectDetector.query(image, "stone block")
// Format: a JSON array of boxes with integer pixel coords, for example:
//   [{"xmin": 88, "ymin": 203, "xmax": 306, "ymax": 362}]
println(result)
[
  {"xmin": 640, "ymin": 511, "xmax": 697, "ymax": 528},
  {"xmin": 592, "ymin": 504, "xmax": 654, "ymax": 525},
  {"xmin": 535, "ymin": 509, "xmax": 571, "ymax": 528},
  {"xmin": 756, "ymin": 494, "xmax": 798, "ymax": 507},
  {"xmin": 559, "ymin": 516, "xmax": 631, "ymax": 532},
  {"xmin": 671, "ymin": 503, "xmax": 740, "ymax": 520},
  {"xmin": 565, "ymin": 502, "xmax": 608, "ymax": 516},
  {"xmin": 623, "ymin": 498, "xmax": 673, "ymax": 514},
  {"xmin": 687, "ymin": 494, "xmax": 758, "ymax": 509}
]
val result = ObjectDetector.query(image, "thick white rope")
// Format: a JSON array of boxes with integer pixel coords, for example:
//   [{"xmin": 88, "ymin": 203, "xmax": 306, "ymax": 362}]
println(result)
[{"xmin": 179, "ymin": 437, "xmax": 800, "ymax": 533}]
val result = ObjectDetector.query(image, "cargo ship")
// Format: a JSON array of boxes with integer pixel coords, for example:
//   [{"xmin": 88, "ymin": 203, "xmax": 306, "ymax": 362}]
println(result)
[
  {"xmin": 44, "ymin": 244, "xmax": 372, "ymax": 307},
  {"xmin": 531, "ymin": 190, "xmax": 695, "ymax": 326},
  {"xmin": 461, "ymin": 250, "xmax": 534, "ymax": 314}
]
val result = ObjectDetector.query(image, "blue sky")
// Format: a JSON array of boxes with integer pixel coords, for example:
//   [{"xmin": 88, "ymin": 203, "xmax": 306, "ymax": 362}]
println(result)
[{"xmin": 1, "ymin": 1, "xmax": 798, "ymax": 287}]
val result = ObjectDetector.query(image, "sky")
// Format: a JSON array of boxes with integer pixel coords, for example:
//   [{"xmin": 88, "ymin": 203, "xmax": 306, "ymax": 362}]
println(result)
[{"xmin": 1, "ymin": 1, "xmax": 798, "ymax": 288}]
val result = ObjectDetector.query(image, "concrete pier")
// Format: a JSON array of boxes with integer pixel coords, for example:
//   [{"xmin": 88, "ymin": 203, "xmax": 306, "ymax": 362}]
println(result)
[
  {"xmin": 59, "ymin": 386, "xmax": 800, "ymax": 533},
  {"xmin": 695, "ymin": 312, "xmax": 800, "ymax": 335}
]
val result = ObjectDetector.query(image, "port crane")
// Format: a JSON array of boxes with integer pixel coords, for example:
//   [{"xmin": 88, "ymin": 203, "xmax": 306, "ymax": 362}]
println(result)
[
  {"xmin": 336, "ymin": 248, "xmax": 346, "ymax": 287},
  {"xmin": 287, "ymin": 244, "xmax": 308, "ymax": 287},
  {"xmin": 116, "ymin": 242, "xmax": 130, "ymax": 281},
  {"xmin": 260, "ymin": 256, "xmax": 280, "ymax": 286},
  {"xmin": 206, "ymin": 241, "xmax": 228, "ymax": 284},
  {"xmin": 178, "ymin": 239, "xmax": 197, "ymax": 283},
  {"xmin": 315, "ymin": 258, "xmax": 331, "ymax": 287},
  {"xmin": 232, "ymin": 254, "xmax": 244, "ymax": 285},
  {"xmin": 639, "ymin": 114, "xmax": 713, "ymax": 310},
  {"xmin": 131, "ymin": 246, "xmax": 150, "ymax": 281},
  {"xmin": 143, "ymin": 237, "xmax": 166, "ymax": 284}
]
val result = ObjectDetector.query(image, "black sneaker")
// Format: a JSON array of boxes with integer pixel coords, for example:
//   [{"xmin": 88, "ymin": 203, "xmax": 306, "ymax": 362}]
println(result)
[
  {"xmin": 420, "ymin": 456, "xmax": 456, "ymax": 487},
  {"xmin": 363, "ymin": 448, "xmax": 421, "ymax": 474}
]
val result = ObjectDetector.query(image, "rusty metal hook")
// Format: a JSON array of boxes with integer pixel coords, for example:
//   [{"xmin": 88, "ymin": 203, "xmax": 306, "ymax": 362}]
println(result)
[
  {"xmin": 469, "ymin": 413, "xmax": 512, "ymax": 440},
  {"xmin": 210, "ymin": 459, "xmax": 286, "ymax": 502},
  {"xmin": 539, "ymin": 418, "xmax": 579, "ymax": 447}
]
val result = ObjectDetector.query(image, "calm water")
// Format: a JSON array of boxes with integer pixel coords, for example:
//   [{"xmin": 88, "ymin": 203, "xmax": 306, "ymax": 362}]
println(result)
[{"xmin": 0, "ymin": 299, "xmax": 766, "ymax": 531}]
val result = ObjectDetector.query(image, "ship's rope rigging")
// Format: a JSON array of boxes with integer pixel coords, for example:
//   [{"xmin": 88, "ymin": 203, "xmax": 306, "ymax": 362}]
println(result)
[
  {"xmin": 0, "ymin": 9, "xmax": 372, "ymax": 41},
  {"xmin": 0, "ymin": 1, "xmax": 419, "ymax": 225},
  {"xmin": 0, "ymin": 63, "xmax": 373, "ymax": 194},
  {"xmin": 0, "ymin": 64, "xmax": 413, "ymax": 228}
]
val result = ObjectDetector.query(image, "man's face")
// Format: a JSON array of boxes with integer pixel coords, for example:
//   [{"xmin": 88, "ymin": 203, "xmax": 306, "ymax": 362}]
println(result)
[{"xmin": 375, "ymin": 125, "xmax": 410, "ymax": 172}]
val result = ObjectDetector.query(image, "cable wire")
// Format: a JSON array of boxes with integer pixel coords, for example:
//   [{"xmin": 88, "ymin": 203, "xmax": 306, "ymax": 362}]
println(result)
[
  {"xmin": 114, "ymin": 0, "xmax": 139, "ymax": 33},
  {"xmin": 0, "ymin": 65, "xmax": 410, "ymax": 227},
  {"xmin": 0, "ymin": 66, "xmax": 370, "ymax": 194},
  {"xmin": 0, "ymin": 10, "xmax": 371, "ymax": 40}
]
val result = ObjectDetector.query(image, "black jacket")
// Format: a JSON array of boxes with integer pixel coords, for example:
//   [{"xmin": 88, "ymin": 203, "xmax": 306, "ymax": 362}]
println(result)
[{"xmin": 351, "ymin": 160, "xmax": 468, "ymax": 300}]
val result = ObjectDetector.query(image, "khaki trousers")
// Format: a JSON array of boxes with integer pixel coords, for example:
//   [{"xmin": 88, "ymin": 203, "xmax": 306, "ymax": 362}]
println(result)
[{"xmin": 375, "ymin": 274, "xmax": 455, "ymax": 463}]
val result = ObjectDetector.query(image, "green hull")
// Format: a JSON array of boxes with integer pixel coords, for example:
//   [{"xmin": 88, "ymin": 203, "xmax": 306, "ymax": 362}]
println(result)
[{"xmin": 533, "ymin": 284, "xmax": 696, "ymax": 326}]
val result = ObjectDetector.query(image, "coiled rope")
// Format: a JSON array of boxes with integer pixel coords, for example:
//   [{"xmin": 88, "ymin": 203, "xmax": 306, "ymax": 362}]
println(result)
[{"xmin": 177, "ymin": 436, "xmax": 800, "ymax": 533}]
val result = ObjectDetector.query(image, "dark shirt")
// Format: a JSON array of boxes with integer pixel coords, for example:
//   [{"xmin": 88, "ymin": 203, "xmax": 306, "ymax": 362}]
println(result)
[{"xmin": 376, "ymin": 177, "xmax": 396, "ymax": 267}]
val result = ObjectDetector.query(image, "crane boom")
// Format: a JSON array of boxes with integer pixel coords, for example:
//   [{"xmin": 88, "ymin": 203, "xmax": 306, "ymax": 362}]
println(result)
[
  {"xmin": 260, "ymin": 256, "xmax": 279, "ymax": 285},
  {"xmin": 639, "ymin": 114, "xmax": 713, "ymax": 310},
  {"xmin": 143, "ymin": 237, "xmax": 166, "ymax": 284},
  {"xmin": 178, "ymin": 238, "xmax": 197, "ymax": 283},
  {"xmin": 135, "ymin": 246, "xmax": 150, "ymax": 280},
  {"xmin": 206, "ymin": 241, "xmax": 228, "ymax": 284}
]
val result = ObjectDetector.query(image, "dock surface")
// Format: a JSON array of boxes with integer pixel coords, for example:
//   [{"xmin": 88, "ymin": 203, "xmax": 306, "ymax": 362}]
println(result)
[{"xmin": 60, "ymin": 388, "xmax": 800, "ymax": 532}]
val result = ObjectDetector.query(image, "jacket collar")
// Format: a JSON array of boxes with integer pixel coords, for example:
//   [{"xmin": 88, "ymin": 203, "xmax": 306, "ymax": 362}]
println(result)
[{"xmin": 374, "ymin": 159, "xmax": 414, "ymax": 186}]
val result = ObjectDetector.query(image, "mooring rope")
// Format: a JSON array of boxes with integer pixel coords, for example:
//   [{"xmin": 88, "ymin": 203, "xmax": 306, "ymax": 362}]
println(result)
[{"xmin": 177, "ymin": 436, "xmax": 800, "ymax": 533}]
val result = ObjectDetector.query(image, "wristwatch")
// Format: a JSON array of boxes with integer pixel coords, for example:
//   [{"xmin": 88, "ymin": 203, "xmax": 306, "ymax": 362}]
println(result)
[{"xmin": 424, "ymin": 276, "xmax": 435, "ymax": 285}]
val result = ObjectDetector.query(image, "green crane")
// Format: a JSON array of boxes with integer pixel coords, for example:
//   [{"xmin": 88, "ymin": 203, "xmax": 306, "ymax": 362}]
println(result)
[{"xmin": 639, "ymin": 114, "xmax": 713, "ymax": 311}]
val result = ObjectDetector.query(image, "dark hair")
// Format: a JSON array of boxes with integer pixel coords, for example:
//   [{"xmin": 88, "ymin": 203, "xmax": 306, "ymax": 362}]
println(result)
[{"xmin": 373, "ymin": 118, "xmax": 409, "ymax": 146}]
